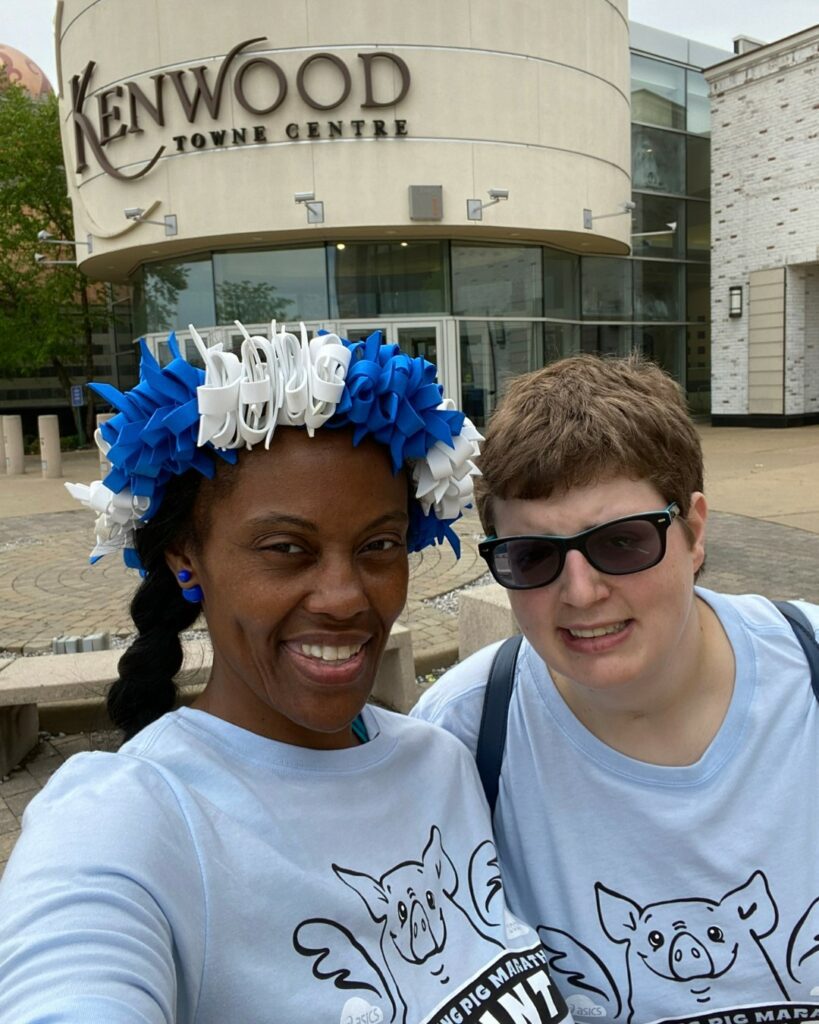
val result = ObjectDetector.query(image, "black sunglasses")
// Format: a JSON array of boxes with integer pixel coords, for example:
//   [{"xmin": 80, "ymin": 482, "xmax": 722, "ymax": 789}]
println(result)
[{"xmin": 479, "ymin": 502, "xmax": 681, "ymax": 590}]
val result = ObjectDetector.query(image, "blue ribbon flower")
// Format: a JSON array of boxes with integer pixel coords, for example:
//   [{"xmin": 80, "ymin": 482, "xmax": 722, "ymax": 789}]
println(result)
[{"xmin": 89, "ymin": 334, "xmax": 236, "ymax": 537}]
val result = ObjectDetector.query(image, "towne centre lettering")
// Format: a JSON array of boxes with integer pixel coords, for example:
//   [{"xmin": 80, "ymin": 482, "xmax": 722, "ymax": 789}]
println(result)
[{"xmin": 69, "ymin": 37, "xmax": 411, "ymax": 181}]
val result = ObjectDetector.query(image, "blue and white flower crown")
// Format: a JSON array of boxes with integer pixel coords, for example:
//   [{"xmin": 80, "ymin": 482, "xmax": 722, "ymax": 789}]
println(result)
[{"xmin": 66, "ymin": 323, "xmax": 482, "ymax": 571}]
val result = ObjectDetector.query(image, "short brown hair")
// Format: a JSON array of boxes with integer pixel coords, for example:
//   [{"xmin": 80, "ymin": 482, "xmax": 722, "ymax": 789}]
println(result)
[{"xmin": 476, "ymin": 354, "xmax": 703, "ymax": 532}]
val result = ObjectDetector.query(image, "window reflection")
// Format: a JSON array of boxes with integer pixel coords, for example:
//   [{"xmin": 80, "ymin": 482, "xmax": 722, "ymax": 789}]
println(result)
[
  {"xmin": 631, "ymin": 194, "xmax": 683, "ymax": 259},
  {"xmin": 138, "ymin": 258, "xmax": 216, "ymax": 334},
  {"xmin": 544, "ymin": 248, "xmax": 580, "ymax": 318},
  {"xmin": 213, "ymin": 248, "xmax": 327, "ymax": 324},
  {"xmin": 686, "ymin": 71, "xmax": 711, "ymax": 136},
  {"xmin": 581, "ymin": 258, "xmax": 633, "ymax": 320},
  {"xmin": 686, "ymin": 136, "xmax": 710, "ymax": 199},
  {"xmin": 632, "ymin": 126, "xmax": 685, "ymax": 193},
  {"xmin": 636, "ymin": 325, "xmax": 684, "ymax": 380},
  {"xmin": 331, "ymin": 241, "xmax": 447, "ymax": 319},
  {"xmin": 686, "ymin": 201, "xmax": 710, "ymax": 260},
  {"xmin": 459, "ymin": 321, "xmax": 544, "ymax": 427},
  {"xmin": 631, "ymin": 55, "xmax": 686, "ymax": 130},
  {"xmin": 633, "ymin": 262, "xmax": 681, "ymax": 321},
  {"xmin": 580, "ymin": 325, "xmax": 633, "ymax": 358},
  {"xmin": 452, "ymin": 244, "xmax": 543, "ymax": 316}
]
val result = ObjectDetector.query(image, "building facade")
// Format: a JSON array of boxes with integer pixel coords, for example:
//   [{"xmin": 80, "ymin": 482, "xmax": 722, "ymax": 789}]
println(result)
[
  {"xmin": 20, "ymin": 3, "xmax": 729, "ymax": 427},
  {"xmin": 706, "ymin": 26, "xmax": 819, "ymax": 425}
]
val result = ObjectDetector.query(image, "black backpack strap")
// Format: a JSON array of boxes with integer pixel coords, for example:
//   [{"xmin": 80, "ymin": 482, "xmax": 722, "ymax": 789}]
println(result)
[
  {"xmin": 773, "ymin": 600, "xmax": 819, "ymax": 702},
  {"xmin": 476, "ymin": 635, "xmax": 523, "ymax": 816}
]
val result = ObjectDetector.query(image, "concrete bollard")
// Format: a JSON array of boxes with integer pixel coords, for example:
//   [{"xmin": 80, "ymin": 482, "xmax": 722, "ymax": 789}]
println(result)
[
  {"xmin": 2, "ymin": 416, "xmax": 25, "ymax": 475},
  {"xmin": 458, "ymin": 584, "xmax": 521, "ymax": 660},
  {"xmin": 38, "ymin": 414, "xmax": 62, "ymax": 479},
  {"xmin": 96, "ymin": 413, "xmax": 114, "ymax": 478}
]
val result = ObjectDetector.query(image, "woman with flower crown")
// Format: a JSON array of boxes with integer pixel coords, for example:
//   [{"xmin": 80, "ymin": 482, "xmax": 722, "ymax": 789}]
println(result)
[{"xmin": 0, "ymin": 326, "xmax": 571, "ymax": 1024}]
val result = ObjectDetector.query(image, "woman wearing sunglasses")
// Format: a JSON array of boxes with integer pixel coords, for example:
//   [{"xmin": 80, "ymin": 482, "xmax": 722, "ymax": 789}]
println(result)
[{"xmin": 414, "ymin": 354, "xmax": 819, "ymax": 1023}]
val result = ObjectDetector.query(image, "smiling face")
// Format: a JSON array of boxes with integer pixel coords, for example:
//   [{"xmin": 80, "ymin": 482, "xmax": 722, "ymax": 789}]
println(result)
[
  {"xmin": 168, "ymin": 428, "xmax": 410, "ymax": 749},
  {"xmin": 492, "ymin": 476, "xmax": 707, "ymax": 705}
]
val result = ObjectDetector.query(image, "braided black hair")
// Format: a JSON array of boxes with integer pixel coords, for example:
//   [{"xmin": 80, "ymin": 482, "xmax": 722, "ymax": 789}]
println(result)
[{"xmin": 107, "ymin": 469, "xmax": 216, "ymax": 740}]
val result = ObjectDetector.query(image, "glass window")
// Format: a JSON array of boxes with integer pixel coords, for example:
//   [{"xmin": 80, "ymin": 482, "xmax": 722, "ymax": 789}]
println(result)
[
  {"xmin": 543, "ymin": 322, "xmax": 580, "ymax": 361},
  {"xmin": 632, "ymin": 126, "xmax": 685, "ymax": 194},
  {"xmin": 330, "ymin": 241, "xmax": 447, "ymax": 319},
  {"xmin": 581, "ymin": 258, "xmax": 633, "ymax": 320},
  {"xmin": 137, "ymin": 258, "xmax": 216, "ymax": 334},
  {"xmin": 686, "ymin": 71, "xmax": 711, "ymax": 136},
  {"xmin": 580, "ymin": 324, "xmax": 633, "ymax": 358},
  {"xmin": 686, "ymin": 135, "xmax": 710, "ymax": 199},
  {"xmin": 686, "ymin": 201, "xmax": 710, "ymax": 261},
  {"xmin": 631, "ymin": 194, "xmax": 684, "ymax": 259},
  {"xmin": 635, "ymin": 325, "xmax": 685, "ymax": 383},
  {"xmin": 213, "ymin": 247, "xmax": 328, "ymax": 324},
  {"xmin": 633, "ymin": 261, "xmax": 682, "ymax": 321},
  {"xmin": 459, "ymin": 321, "xmax": 544, "ymax": 427},
  {"xmin": 686, "ymin": 320, "xmax": 711, "ymax": 413},
  {"xmin": 631, "ymin": 55, "xmax": 686, "ymax": 130},
  {"xmin": 396, "ymin": 325, "xmax": 437, "ymax": 364},
  {"xmin": 543, "ymin": 248, "xmax": 579, "ymax": 318},
  {"xmin": 452, "ymin": 244, "xmax": 543, "ymax": 317},
  {"xmin": 687, "ymin": 265, "xmax": 709, "ymax": 325}
]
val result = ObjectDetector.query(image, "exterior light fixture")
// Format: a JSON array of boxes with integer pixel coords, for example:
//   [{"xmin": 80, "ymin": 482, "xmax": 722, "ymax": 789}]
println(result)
[
  {"xmin": 335, "ymin": 242, "xmax": 346, "ymax": 250},
  {"xmin": 34, "ymin": 253, "xmax": 77, "ymax": 266},
  {"xmin": 583, "ymin": 200, "xmax": 636, "ymax": 230},
  {"xmin": 400, "ymin": 241, "xmax": 408, "ymax": 247},
  {"xmin": 37, "ymin": 229, "xmax": 93, "ymax": 253},
  {"xmin": 729, "ymin": 285, "xmax": 743, "ymax": 318},
  {"xmin": 631, "ymin": 221, "xmax": 677, "ymax": 239},
  {"xmin": 294, "ymin": 192, "xmax": 325, "ymax": 224},
  {"xmin": 467, "ymin": 188, "xmax": 510, "ymax": 221},
  {"xmin": 123, "ymin": 208, "xmax": 178, "ymax": 236}
]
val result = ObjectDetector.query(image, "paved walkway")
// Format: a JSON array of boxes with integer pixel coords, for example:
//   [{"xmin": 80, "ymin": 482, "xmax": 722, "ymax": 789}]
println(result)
[{"xmin": 0, "ymin": 423, "xmax": 817, "ymax": 874}]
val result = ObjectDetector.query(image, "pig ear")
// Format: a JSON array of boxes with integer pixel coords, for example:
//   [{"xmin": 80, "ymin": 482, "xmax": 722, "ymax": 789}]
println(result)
[
  {"xmin": 596, "ymin": 883, "xmax": 642, "ymax": 943},
  {"xmin": 334, "ymin": 865, "xmax": 389, "ymax": 923},
  {"xmin": 721, "ymin": 870, "xmax": 778, "ymax": 939},
  {"xmin": 422, "ymin": 826, "xmax": 458, "ymax": 897}
]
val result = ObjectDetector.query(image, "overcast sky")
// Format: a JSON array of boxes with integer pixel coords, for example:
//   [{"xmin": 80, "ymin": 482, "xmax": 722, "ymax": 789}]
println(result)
[{"xmin": 3, "ymin": 0, "xmax": 819, "ymax": 89}]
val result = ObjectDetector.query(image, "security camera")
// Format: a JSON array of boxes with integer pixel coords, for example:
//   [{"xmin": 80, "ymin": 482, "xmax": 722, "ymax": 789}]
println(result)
[
  {"xmin": 123, "ymin": 207, "xmax": 145, "ymax": 220},
  {"xmin": 294, "ymin": 192, "xmax": 315, "ymax": 203},
  {"xmin": 488, "ymin": 188, "xmax": 509, "ymax": 200},
  {"xmin": 37, "ymin": 229, "xmax": 52, "ymax": 241},
  {"xmin": 34, "ymin": 253, "xmax": 46, "ymax": 263},
  {"xmin": 623, "ymin": 200, "xmax": 637, "ymax": 212}
]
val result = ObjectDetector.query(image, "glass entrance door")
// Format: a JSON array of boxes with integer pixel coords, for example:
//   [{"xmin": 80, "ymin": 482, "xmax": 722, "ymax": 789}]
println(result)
[{"xmin": 333, "ymin": 318, "xmax": 459, "ymax": 405}]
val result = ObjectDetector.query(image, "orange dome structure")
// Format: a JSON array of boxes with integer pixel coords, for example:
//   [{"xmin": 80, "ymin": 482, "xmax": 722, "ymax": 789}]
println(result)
[{"xmin": 0, "ymin": 44, "xmax": 53, "ymax": 97}]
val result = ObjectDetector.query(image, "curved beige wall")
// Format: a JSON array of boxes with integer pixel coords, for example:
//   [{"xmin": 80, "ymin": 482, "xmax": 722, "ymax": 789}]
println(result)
[{"xmin": 56, "ymin": 0, "xmax": 631, "ymax": 280}]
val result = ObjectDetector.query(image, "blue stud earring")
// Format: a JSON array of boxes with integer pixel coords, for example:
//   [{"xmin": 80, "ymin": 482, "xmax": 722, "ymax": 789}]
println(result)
[{"xmin": 177, "ymin": 569, "xmax": 203, "ymax": 603}]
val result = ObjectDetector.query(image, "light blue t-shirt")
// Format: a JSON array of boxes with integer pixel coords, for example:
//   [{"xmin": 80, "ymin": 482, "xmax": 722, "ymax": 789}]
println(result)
[
  {"xmin": 0, "ymin": 704, "xmax": 573, "ymax": 1024},
  {"xmin": 412, "ymin": 589, "xmax": 819, "ymax": 1024}
]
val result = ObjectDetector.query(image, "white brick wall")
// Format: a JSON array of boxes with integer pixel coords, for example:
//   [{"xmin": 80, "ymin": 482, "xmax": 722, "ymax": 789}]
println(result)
[{"xmin": 706, "ymin": 29, "xmax": 819, "ymax": 417}]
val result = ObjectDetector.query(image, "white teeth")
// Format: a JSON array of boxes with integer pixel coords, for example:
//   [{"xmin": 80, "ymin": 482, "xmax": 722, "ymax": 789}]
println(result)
[
  {"xmin": 568, "ymin": 622, "xmax": 627, "ymax": 639},
  {"xmin": 299, "ymin": 642, "xmax": 363, "ymax": 662}
]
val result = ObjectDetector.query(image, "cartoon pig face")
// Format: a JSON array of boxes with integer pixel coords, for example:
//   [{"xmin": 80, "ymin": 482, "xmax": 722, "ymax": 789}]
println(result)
[
  {"xmin": 596, "ymin": 870, "xmax": 778, "ymax": 983},
  {"xmin": 336, "ymin": 826, "xmax": 458, "ymax": 965}
]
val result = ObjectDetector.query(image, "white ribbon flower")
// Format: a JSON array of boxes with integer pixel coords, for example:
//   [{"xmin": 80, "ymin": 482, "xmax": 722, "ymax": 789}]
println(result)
[
  {"xmin": 194, "ymin": 321, "xmax": 351, "ymax": 449},
  {"xmin": 64, "ymin": 479, "xmax": 150, "ymax": 563},
  {"xmin": 410, "ymin": 408, "xmax": 483, "ymax": 520}
]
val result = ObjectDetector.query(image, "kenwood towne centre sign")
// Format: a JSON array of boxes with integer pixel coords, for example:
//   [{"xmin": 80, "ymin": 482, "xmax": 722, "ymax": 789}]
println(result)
[{"xmin": 69, "ymin": 37, "xmax": 412, "ymax": 181}]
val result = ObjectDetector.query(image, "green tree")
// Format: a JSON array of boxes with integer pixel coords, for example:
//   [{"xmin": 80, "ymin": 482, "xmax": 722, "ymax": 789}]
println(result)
[
  {"xmin": 215, "ymin": 278, "xmax": 293, "ymax": 325},
  {"xmin": 0, "ymin": 77, "xmax": 109, "ymax": 442}
]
